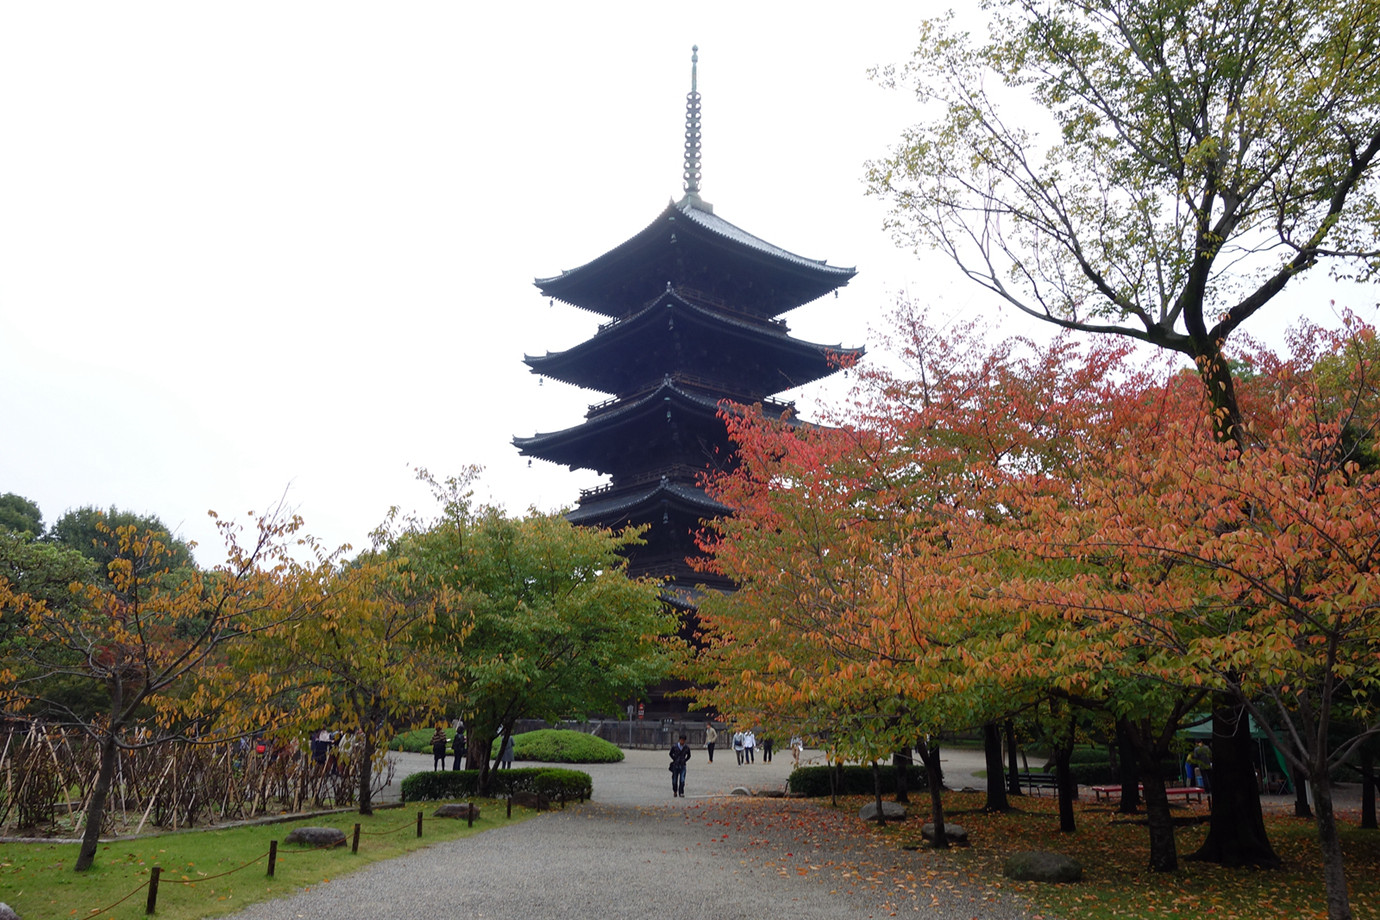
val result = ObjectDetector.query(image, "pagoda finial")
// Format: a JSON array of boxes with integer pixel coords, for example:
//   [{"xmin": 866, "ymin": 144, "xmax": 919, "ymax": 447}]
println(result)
[{"xmin": 682, "ymin": 45, "xmax": 704, "ymax": 202}]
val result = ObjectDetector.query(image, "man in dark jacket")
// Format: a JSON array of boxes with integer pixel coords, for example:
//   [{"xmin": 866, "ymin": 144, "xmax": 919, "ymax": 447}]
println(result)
[{"xmin": 669, "ymin": 734, "xmax": 691, "ymax": 798}]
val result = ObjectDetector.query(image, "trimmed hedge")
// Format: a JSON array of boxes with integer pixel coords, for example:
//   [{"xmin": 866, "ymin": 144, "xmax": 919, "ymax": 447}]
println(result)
[
  {"xmin": 788, "ymin": 764, "xmax": 928, "ymax": 797},
  {"xmin": 492, "ymin": 729, "xmax": 624, "ymax": 764},
  {"xmin": 400, "ymin": 767, "xmax": 592, "ymax": 805}
]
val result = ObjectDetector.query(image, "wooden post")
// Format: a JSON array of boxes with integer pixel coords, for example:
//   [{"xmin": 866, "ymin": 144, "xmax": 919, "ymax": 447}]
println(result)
[
  {"xmin": 267, "ymin": 840, "xmax": 277, "ymax": 877},
  {"xmin": 145, "ymin": 865, "xmax": 161, "ymax": 914},
  {"xmin": 506, "ymin": 796, "xmax": 512, "ymax": 819},
  {"xmin": 352, "ymin": 823, "xmax": 361, "ymax": 854},
  {"xmin": 416, "ymin": 810, "xmax": 423, "ymax": 837},
  {"xmin": 467, "ymin": 805, "xmax": 474, "ymax": 828}
]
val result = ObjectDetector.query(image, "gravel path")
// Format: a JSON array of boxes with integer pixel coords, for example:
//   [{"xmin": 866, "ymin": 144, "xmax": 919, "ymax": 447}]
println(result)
[{"xmin": 220, "ymin": 747, "xmax": 1040, "ymax": 920}]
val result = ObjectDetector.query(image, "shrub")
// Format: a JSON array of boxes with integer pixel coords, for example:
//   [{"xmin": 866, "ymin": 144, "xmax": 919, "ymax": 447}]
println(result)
[
  {"xmin": 493, "ymin": 730, "xmax": 623, "ymax": 764},
  {"xmin": 400, "ymin": 767, "xmax": 592, "ymax": 804},
  {"xmin": 532, "ymin": 768, "xmax": 593, "ymax": 803},
  {"xmin": 788, "ymin": 764, "xmax": 927, "ymax": 797}
]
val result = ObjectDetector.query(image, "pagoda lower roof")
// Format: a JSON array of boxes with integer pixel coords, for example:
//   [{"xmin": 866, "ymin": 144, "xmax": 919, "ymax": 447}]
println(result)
[
  {"xmin": 524, "ymin": 287, "xmax": 864, "ymax": 397},
  {"xmin": 566, "ymin": 478, "xmax": 731, "ymax": 527},
  {"xmin": 535, "ymin": 197, "xmax": 856, "ymax": 320},
  {"xmin": 514, "ymin": 378, "xmax": 756, "ymax": 472}
]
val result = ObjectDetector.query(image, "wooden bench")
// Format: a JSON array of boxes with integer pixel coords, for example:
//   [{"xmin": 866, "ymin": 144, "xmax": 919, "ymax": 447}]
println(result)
[
  {"xmin": 1091, "ymin": 784, "xmax": 1205, "ymax": 804},
  {"xmin": 1017, "ymin": 771, "xmax": 1059, "ymax": 795}
]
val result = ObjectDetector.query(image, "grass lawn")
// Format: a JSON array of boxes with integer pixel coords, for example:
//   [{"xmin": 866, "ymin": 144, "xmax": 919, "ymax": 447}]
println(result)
[
  {"xmin": 869, "ymin": 791, "xmax": 1380, "ymax": 920},
  {"xmin": 0, "ymin": 799, "xmax": 535, "ymax": 920}
]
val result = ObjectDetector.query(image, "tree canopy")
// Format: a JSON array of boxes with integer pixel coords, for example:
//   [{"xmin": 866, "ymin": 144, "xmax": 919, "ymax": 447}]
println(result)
[{"xmin": 867, "ymin": 0, "xmax": 1380, "ymax": 439}]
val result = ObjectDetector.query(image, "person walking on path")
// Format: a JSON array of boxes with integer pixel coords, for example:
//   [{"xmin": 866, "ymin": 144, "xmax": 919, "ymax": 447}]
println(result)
[
  {"xmin": 669, "ymin": 734, "xmax": 691, "ymax": 797},
  {"xmin": 705, "ymin": 723, "xmax": 717, "ymax": 763},
  {"xmin": 761, "ymin": 735, "xmax": 773, "ymax": 764},
  {"xmin": 732, "ymin": 730, "xmax": 745, "ymax": 765},
  {"xmin": 744, "ymin": 730, "xmax": 756, "ymax": 764},
  {"xmin": 430, "ymin": 727, "xmax": 448, "ymax": 771}
]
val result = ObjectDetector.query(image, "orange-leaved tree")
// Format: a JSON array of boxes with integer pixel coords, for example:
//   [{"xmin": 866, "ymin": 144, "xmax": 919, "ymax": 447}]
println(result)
[
  {"xmin": 0, "ymin": 508, "xmax": 331, "ymax": 871},
  {"xmin": 995, "ymin": 316, "xmax": 1380, "ymax": 914}
]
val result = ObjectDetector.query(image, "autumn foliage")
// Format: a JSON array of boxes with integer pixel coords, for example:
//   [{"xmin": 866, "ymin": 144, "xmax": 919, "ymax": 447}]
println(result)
[{"xmin": 688, "ymin": 304, "xmax": 1380, "ymax": 915}]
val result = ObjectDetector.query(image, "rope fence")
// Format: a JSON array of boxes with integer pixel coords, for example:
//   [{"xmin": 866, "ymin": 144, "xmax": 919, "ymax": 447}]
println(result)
[{"xmin": 82, "ymin": 806, "xmax": 498, "ymax": 917}]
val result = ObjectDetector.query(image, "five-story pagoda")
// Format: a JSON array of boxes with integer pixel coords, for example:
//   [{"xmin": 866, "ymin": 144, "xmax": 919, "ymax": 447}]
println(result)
[{"xmin": 515, "ymin": 47, "xmax": 862, "ymax": 612}]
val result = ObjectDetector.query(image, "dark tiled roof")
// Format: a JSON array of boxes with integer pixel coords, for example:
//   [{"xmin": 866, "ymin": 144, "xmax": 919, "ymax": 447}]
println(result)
[
  {"xmin": 566, "ymin": 479, "xmax": 730, "ymax": 525},
  {"xmin": 523, "ymin": 287, "xmax": 864, "ymax": 394},
  {"xmin": 534, "ymin": 198, "xmax": 856, "ymax": 318}
]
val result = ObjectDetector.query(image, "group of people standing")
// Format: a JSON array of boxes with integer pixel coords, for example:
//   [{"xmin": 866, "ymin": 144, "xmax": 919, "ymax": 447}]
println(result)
[
  {"xmin": 429, "ymin": 725, "xmax": 465, "ymax": 771},
  {"xmin": 730, "ymin": 729, "xmax": 772, "ymax": 764},
  {"xmin": 672, "ymin": 723, "xmax": 806, "ymax": 797},
  {"xmin": 430, "ymin": 723, "xmax": 516, "ymax": 772}
]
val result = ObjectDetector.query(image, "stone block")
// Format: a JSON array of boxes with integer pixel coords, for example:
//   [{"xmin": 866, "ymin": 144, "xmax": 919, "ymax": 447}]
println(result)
[
  {"xmin": 921, "ymin": 821, "xmax": 968, "ymax": 845},
  {"xmin": 283, "ymin": 826, "xmax": 346, "ymax": 847},
  {"xmin": 859, "ymin": 800, "xmax": 908, "ymax": 821},
  {"xmin": 434, "ymin": 803, "xmax": 480, "ymax": 820},
  {"xmin": 1003, "ymin": 851, "xmax": 1083, "ymax": 883}
]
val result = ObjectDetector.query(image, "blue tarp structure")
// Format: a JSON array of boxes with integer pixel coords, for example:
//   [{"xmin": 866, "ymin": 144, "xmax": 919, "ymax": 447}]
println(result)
[{"xmin": 1180, "ymin": 714, "xmax": 1291, "ymax": 793}]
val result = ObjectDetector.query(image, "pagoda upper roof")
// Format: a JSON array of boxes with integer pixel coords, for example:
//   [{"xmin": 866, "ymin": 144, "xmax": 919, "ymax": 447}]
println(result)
[
  {"xmin": 535, "ymin": 197, "xmax": 856, "ymax": 319},
  {"xmin": 524, "ymin": 287, "xmax": 864, "ymax": 397}
]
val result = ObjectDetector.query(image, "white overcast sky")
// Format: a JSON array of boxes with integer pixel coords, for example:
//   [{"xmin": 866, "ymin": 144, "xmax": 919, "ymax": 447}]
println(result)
[{"xmin": 1, "ymin": 2, "xmax": 1369, "ymax": 564}]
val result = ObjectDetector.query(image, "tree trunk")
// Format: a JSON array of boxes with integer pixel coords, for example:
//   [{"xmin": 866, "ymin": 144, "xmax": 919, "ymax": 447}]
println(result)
[
  {"xmin": 1361, "ymin": 749, "xmax": 1376, "ymax": 831},
  {"xmin": 1139, "ymin": 765, "xmax": 1179, "ymax": 872},
  {"xmin": 871, "ymin": 762, "xmax": 886, "ymax": 826},
  {"xmin": 356, "ymin": 730, "xmax": 375, "ymax": 816},
  {"xmin": 1294, "ymin": 763, "xmax": 1314, "ymax": 818},
  {"xmin": 1004, "ymin": 721, "xmax": 1021, "ymax": 797},
  {"xmin": 1189, "ymin": 701, "xmax": 1279, "ymax": 867},
  {"xmin": 1115, "ymin": 718, "xmax": 1142, "ymax": 814},
  {"xmin": 917, "ymin": 740, "xmax": 948, "ymax": 849},
  {"xmin": 1054, "ymin": 735, "xmax": 1076, "ymax": 833},
  {"xmin": 983, "ymin": 722, "xmax": 1010, "ymax": 812},
  {"xmin": 1312, "ymin": 772, "xmax": 1355, "ymax": 920},
  {"xmin": 474, "ymin": 733, "xmax": 495, "ymax": 796},
  {"xmin": 892, "ymin": 750, "xmax": 910, "ymax": 804},
  {"xmin": 75, "ymin": 731, "xmax": 120, "ymax": 872}
]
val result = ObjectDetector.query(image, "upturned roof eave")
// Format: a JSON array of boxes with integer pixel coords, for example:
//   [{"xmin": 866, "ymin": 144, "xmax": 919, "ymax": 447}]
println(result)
[
  {"xmin": 512, "ymin": 380, "xmax": 728, "ymax": 456},
  {"xmin": 533, "ymin": 198, "xmax": 856, "ymax": 313},
  {"xmin": 521, "ymin": 291, "xmax": 865, "ymax": 385},
  {"xmin": 566, "ymin": 480, "xmax": 732, "ymax": 525}
]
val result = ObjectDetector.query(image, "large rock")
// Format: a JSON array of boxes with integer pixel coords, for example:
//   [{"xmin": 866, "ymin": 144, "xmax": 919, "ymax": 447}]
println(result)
[
  {"xmin": 731, "ymin": 786, "xmax": 751, "ymax": 796},
  {"xmin": 921, "ymin": 822, "xmax": 969, "ymax": 845},
  {"xmin": 0, "ymin": 902, "xmax": 20, "ymax": 920},
  {"xmin": 433, "ymin": 803, "xmax": 480, "ymax": 820},
  {"xmin": 1004, "ymin": 851, "xmax": 1083, "ymax": 883},
  {"xmin": 859, "ymin": 800, "xmax": 908, "ymax": 822},
  {"xmin": 510, "ymin": 791, "xmax": 550, "ymax": 811},
  {"xmin": 283, "ymin": 826, "xmax": 346, "ymax": 847}
]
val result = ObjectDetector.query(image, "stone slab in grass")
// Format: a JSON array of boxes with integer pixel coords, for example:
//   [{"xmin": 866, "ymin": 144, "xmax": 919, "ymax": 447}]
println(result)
[
  {"xmin": 859, "ymin": 800, "xmax": 908, "ymax": 822},
  {"xmin": 284, "ymin": 826, "xmax": 346, "ymax": 847},
  {"xmin": 434, "ymin": 803, "xmax": 480, "ymax": 820},
  {"xmin": 1003, "ymin": 850, "xmax": 1083, "ymax": 883},
  {"xmin": 921, "ymin": 822, "xmax": 969, "ymax": 845},
  {"xmin": 0, "ymin": 902, "xmax": 20, "ymax": 920}
]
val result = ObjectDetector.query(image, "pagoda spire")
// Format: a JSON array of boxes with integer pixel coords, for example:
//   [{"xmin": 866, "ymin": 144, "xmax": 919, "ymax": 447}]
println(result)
[{"xmin": 680, "ymin": 45, "xmax": 712, "ymax": 213}]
